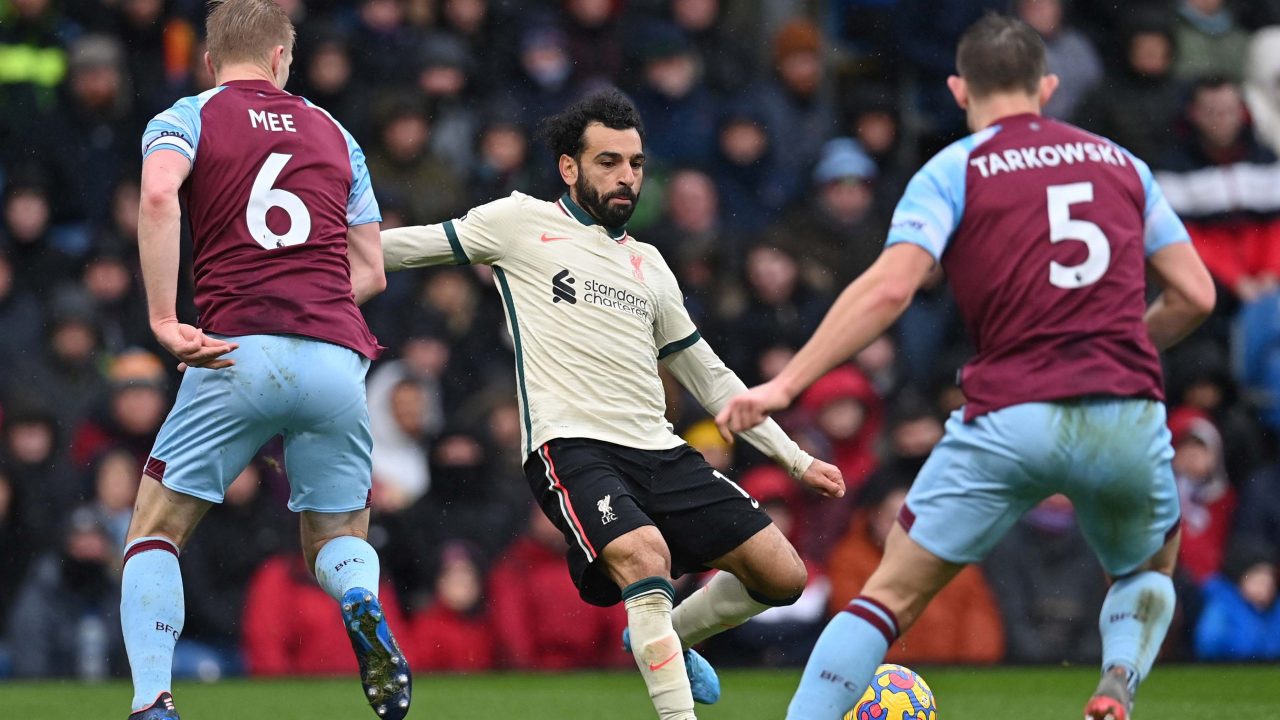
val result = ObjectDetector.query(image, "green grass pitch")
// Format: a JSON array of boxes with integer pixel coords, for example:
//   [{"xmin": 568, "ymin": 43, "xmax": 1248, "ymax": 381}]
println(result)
[{"xmin": 1, "ymin": 666, "xmax": 1275, "ymax": 718}]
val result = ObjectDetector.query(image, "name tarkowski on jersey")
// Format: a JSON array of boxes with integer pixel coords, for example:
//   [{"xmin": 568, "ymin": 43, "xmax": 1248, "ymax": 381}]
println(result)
[{"xmin": 969, "ymin": 139, "xmax": 1130, "ymax": 178}]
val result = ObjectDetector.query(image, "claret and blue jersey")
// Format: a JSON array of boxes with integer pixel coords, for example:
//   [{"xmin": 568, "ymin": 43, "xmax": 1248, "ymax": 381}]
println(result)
[
  {"xmin": 886, "ymin": 113, "xmax": 1192, "ymax": 420},
  {"xmin": 141, "ymin": 80, "xmax": 382, "ymax": 359}
]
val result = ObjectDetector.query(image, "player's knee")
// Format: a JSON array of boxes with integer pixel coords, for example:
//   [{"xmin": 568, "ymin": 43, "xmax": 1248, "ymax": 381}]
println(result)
[
  {"xmin": 603, "ymin": 532, "xmax": 671, "ymax": 585},
  {"xmin": 764, "ymin": 553, "xmax": 808, "ymax": 604}
]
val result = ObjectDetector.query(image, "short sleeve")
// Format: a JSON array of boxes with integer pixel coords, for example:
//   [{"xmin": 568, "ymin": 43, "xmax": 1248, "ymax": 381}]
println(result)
[
  {"xmin": 142, "ymin": 94, "xmax": 206, "ymax": 162},
  {"xmin": 442, "ymin": 194, "xmax": 523, "ymax": 265},
  {"xmin": 651, "ymin": 257, "xmax": 700, "ymax": 358},
  {"xmin": 1127, "ymin": 151, "xmax": 1192, "ymax": 257}
]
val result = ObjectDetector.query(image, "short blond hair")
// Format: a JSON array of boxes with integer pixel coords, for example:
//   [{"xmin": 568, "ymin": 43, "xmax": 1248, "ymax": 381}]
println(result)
[{"xmin": 205, "ymin": 0, "xmax": 296, "ymax": 71}]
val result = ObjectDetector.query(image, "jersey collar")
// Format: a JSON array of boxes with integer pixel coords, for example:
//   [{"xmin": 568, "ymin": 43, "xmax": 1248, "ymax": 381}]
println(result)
[{"xmin": 558, "ymin": 193, "xmax": 629, "ymax": 241}]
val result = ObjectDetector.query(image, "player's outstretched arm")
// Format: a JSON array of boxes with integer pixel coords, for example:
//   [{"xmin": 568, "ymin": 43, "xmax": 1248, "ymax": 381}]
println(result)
[
  {"xmin": 661, "ymin": 340, "xmax": 845, "ymax": 497},
  {"xmin": 716, "ymin": 243, "xmax": 934, "ymax": 435},
  {"xmin": 139, "ymin": 149, "xmax": 238, "ymax": 370},
  {"xmin": 1145, "ymin": 242, "xmax": 1216, "ymax": 351},
  {"xmin": 347, "ymin": 222, "xmax": 387, "ymax": 305}
]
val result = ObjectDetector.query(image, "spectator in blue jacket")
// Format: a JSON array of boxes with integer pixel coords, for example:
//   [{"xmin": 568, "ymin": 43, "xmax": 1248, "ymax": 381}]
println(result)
[{"xmin": 1194, "ymin": 543, "xmax": 1280, "ymax": 660}]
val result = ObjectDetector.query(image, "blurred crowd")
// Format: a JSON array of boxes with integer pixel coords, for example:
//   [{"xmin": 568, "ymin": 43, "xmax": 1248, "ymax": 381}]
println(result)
[{"xmin": 4, "ymin": 0, "xmax": 1280, "ymax": 681}]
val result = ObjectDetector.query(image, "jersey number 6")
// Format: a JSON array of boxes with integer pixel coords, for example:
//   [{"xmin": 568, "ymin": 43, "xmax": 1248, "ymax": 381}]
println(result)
[
  {"xmin": 1047, "ymin": 181, "xmax": 1109, "ymax": 289},
  {"xmin": 247, "ymin": 152, "xmax": 312, "ymax": 249}
]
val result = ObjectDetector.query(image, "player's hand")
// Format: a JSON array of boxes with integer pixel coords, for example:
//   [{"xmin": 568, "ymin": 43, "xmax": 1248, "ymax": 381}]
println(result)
[
  {"xmin": 153, "ymin": 320, "xmax": 239, "ymax": 370},
  {"xmin": 800, "ymin": 458, "xmax": 845, "ymax": 499},
  {"xmin": 715, "ymin": 379, "xmax": 793, "ymax": 440}
]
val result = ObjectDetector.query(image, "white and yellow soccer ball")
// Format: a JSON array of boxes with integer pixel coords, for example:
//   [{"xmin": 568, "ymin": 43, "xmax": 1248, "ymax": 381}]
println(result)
[{"xmin": 844, "ymin": 664, "xmax": 938, "ymax": 720}]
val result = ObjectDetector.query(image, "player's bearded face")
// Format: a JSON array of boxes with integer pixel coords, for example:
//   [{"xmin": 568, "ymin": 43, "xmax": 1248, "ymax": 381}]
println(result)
[{"xmin": 574, "ymin": 171, "xmax": 640, "ymax": 227}]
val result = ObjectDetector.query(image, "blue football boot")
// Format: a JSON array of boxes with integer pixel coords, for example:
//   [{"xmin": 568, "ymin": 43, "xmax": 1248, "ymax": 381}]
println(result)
[
  {"xmin": 622, "ymin": 627, "xmax": 722, "ymax": 704},
  {"xmin": 342, "ymin": 588, "xmax": 412, "ymax": 719},
  {"xmin": 127, "ymin": 692, "xmax": 179, "ymax": 720}
]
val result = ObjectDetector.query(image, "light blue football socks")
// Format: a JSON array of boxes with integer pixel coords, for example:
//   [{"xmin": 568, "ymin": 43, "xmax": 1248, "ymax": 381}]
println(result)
[
  {"xmin": 314, "ymin": 535, "xmax": 381, "ymax": 601},
  {"xmin": 1099, "ymin": 571, "xmax": 1176, "ymax": 694},
  {"xmin": 121, "ymin": 537, "xmax": 184, "ymax": 712},
  {"xmin": 787, "ymin": 595, "xmax": 898, "ymax": 719}
]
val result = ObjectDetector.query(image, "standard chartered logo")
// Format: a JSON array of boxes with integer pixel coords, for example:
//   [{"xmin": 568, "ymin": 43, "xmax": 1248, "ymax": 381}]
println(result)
[{"xmin": 548, "ymin": 269, "xmax": 650, "ymax": 320}]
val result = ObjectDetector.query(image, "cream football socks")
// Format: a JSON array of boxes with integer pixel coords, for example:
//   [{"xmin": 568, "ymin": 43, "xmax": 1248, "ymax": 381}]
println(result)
[{"xmin": 623, "ymin": 577, "xmax": 696, "ymax": 720}]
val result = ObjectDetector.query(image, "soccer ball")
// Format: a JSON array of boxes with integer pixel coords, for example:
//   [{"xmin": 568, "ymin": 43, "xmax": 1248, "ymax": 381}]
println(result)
[{"xmin": 843, "ymin": 664, "xmax": 937, "ymax": 720}]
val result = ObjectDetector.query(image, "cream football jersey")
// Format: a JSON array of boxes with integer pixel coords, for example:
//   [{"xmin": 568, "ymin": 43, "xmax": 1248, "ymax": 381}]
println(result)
[{"xmin": 383, "ymin": 192, "xmax": 703, "ymax": 456}]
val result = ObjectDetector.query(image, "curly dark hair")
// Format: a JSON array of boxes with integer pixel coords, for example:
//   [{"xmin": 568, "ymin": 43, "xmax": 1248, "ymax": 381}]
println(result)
[{"xmin": 537, "ymin": 88, "xmax": 646, "ymax": 161}]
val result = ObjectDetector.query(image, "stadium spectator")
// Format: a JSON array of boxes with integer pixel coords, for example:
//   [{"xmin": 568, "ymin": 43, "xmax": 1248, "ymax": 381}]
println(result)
[
  {"xmin": 468, "ymin": 119, "xmax": 543, "ymax": 206},
  {"xmin": 1075, "ymin": 14, "xmax": 1183, "ymax": 164},
  {"xmin": 422, "ymin": 430, "xmax": 528, "ymax": 560},
  {"xmin": 1155, "ymin": 77, "xmax": 1280, "ymax": 301},
  {"xmin": 668, "ymin": 0, "xmax": 755, "ymax": 95},
  {"xmin": 177, "ymin": 458, "xmax": 287, "ymax": 679},
  {"xmin": 797, "ymin": 366, "xmax": 883, "ymax": 498},
  {"xmin": 368, "ymin": 349, "xmax": 442, "ymax": 510},
  {"xmin": 0, "ymin": 248, "xmax": 43, "ymax": 378},
  {"xmin": 1172, "ymin": 0, "xmax": 1251, "ymax": 82},
  {"xmin": 644, "ymin": 168, "xmax": 726, "ymax": 278},
  {"xmin": 842, "ymin": 84, "xmax": 909, "ymax": 222},
  {"xmin": 81, "ymin": 247, "xmax": 151, "ymax": 355},
  {"xmin": 487, "ymin": 510, "xmax": 629, "ymax": 670},
  {"xmin": 984, "ymin": 495, "xmax": 1109, "ymax": 664},
  {"xmin": 631, "ymin": 24, "xmax": 718, "ymax": 167},
  {"xmin": 723, "ymin": 243, "xmax": 830, "ymax": 384},
  {"xmin": 1194, "ymin": 542, "xmax": 1280, "ymax": 660},
  {"xmin": 71, "ymin": 348, "xmax": 169, "ymax": 469},
  {"xmin": 0, "ymin": 0, "xmax": 73, "ymax": 150},
  {"xmin": 1, "ymin": 399, "xmax": 83, "ymax": 544},
  {"xmin": 0, "ymin": 469, "xmax": 34, "ymax": 659},
  {"xmin": 6, "ymin": 506, "xmax": 126, "ymax": 679},
  {"xmin": 91, "ymin": 447, "xmax": 139, "ymax": 549},
  {"xmin": 1170, "ymin": 408, "xmax": 1238, "ymax": 585},
  {"xmin": 407, "ymin": 542, "xmax": 497, "ymax": 672},
  {"xmin": 762, "ymin": 138, "xmax": 885, "ymax": 293},
  {"xmin": 350, "ymin": 0, "xmax": 425, "ymax": 89},
  {"xmin": 1244, "ymin": 27, "xmax": 1280, "ymax": 157},
  {"xmin": 437, "ymin": 0, "xmax": 517, "ymax": 99},
  {"xmin": 366, "ymin": 99, "xmax": 466, "ymax": 227},
  {"xmin": 111, "ymin": 0, "xmax": 197, "ymax": 121},
  {"xmin": 710, "ymin": 101, "xmax": 795, "ymax": 234},
  {"xmin": 1234, "ymin": 461, "xmax": 1280, "ymax": 557},
  {"xmin": 292, "ymin": 30, "xmax": 371, "ymax": 142},
  {"xmin": 2, "ymin": 173, "xmax": 72, "ymax": 298},
  {"xmin": 826, "ymin": 473, "xmax": 1005, "ymax": 665},
  {"xmin": 242, "ymin": 552, "xmax": 406, "ymax": 677},
  {"xmin": 750, "ymin": 19, "xmax": 839, "ymax": 195},
  {"xmin": 562, "ymin": 0, "xmax": 625, "ymax": 87},
  {"xmin": 415, "ymin": 33, "xmax": 480, "ymax": 175},
  {"xmin": 1016, "ymin": 0, "xmax": 1103, "ymax": 120}
]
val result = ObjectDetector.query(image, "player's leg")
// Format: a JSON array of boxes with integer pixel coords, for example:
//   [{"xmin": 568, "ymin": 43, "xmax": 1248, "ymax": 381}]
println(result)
[
  {"xmin": 1066, "ymin": 399, "xmax": 1181, "ymax": 719},
  {"xmin": 675, "ymin": 524, "xmax": 807, "ymax": 647},
  {"xmin": 121, "ymin": 353, "xmax": 266, "ymax": 720},
  {"xmin": 788, "ymin": 404, "xmax": 1049, "ymax": 719},
  {"xmin": 599, "ymin": 525, "xmax": 697, "ymax": 720},
  {"xmin": 121, "ymin": 480, "xmax": 210, "ymax": 719},
  {"xmin": 282, "ymin": 337, "xmax": 409, "ymax": 720},
  {"xmin": 787, "ymin": 524, "xmax": 963, "ymax": 719},
  {"xmin": 525, "ymin": 440, "xmax": 695, "ymax": 719}
]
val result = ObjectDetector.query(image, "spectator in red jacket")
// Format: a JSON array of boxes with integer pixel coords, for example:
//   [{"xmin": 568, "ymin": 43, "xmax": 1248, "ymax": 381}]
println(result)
[
  {"xmin": 487, "ymin": 510, "xmax": 628, "ymax": 670},
  {"xmin": 407, "ymin": 542, "xmax": 496, "ymax": 672},
  {"xmin": 242, "ymin": 554, "xmax": 405, "ymax": 676},
  {"xmin": 1170, "ymin": 407, "xmax": 1238, "ymax": 584}
]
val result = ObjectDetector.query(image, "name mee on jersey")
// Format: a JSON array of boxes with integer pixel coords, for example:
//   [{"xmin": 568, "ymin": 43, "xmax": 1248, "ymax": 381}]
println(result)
[
  {"xmin": 969, "ymin": 140, "xmax": 1129, "ymax": 178},
  {"xmin": 552, "ymin": 269, "xmax": 652, "ymax": 321}
]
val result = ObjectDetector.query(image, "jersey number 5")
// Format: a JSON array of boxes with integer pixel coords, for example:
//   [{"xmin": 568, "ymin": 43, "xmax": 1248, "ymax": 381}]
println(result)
[
  {"xmin": 1047, "ymin": 181, "xmax": 1109, "ymax": 289},
  {"xmin": 247, "ymin": 153, "xmax": 311, "ymax": 249}
]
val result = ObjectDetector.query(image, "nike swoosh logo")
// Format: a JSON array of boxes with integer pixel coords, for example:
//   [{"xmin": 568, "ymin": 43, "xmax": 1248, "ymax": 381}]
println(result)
[
  {"xmin": 540, "ymin": 233, "xmax": 571, "ymax": 242},
  {"xmin": 649, "ymin": 650, "xmax": 680, "ymax": 672},
  {"xmin": 751, "ymin": 499, "xmax": 760, "ymax": 509}
]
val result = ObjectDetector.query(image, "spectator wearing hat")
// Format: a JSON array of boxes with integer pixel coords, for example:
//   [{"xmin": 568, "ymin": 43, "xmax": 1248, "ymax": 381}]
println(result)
[
  {"xmin": 748, "ymin": 19, "xmax": 839, "ymax": 195},
  {"xmin": 1194, "ymin": 542, "xmax": 1280, "ymax": 660},
  {"xmin": 631, "ymin": 23, "xmax": 718, "ymax": 167},
  {"xmin": 761, "ymin": 137, "xmax": 886, "ymax": 293},
  {"xmin": 70, "ymin": 348, "xmax": 170, "ymax": 470},
  {"xmin": 1170, "ymin": 407, "xmax": 1238, "ymax": 585},
  {"xmin": 827, "ymin": 473, "xmax": 1005, "ymax": 665},
  {"xmin": 6, "ymin": 505, "xmax": 128, "ymax": 679}
]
